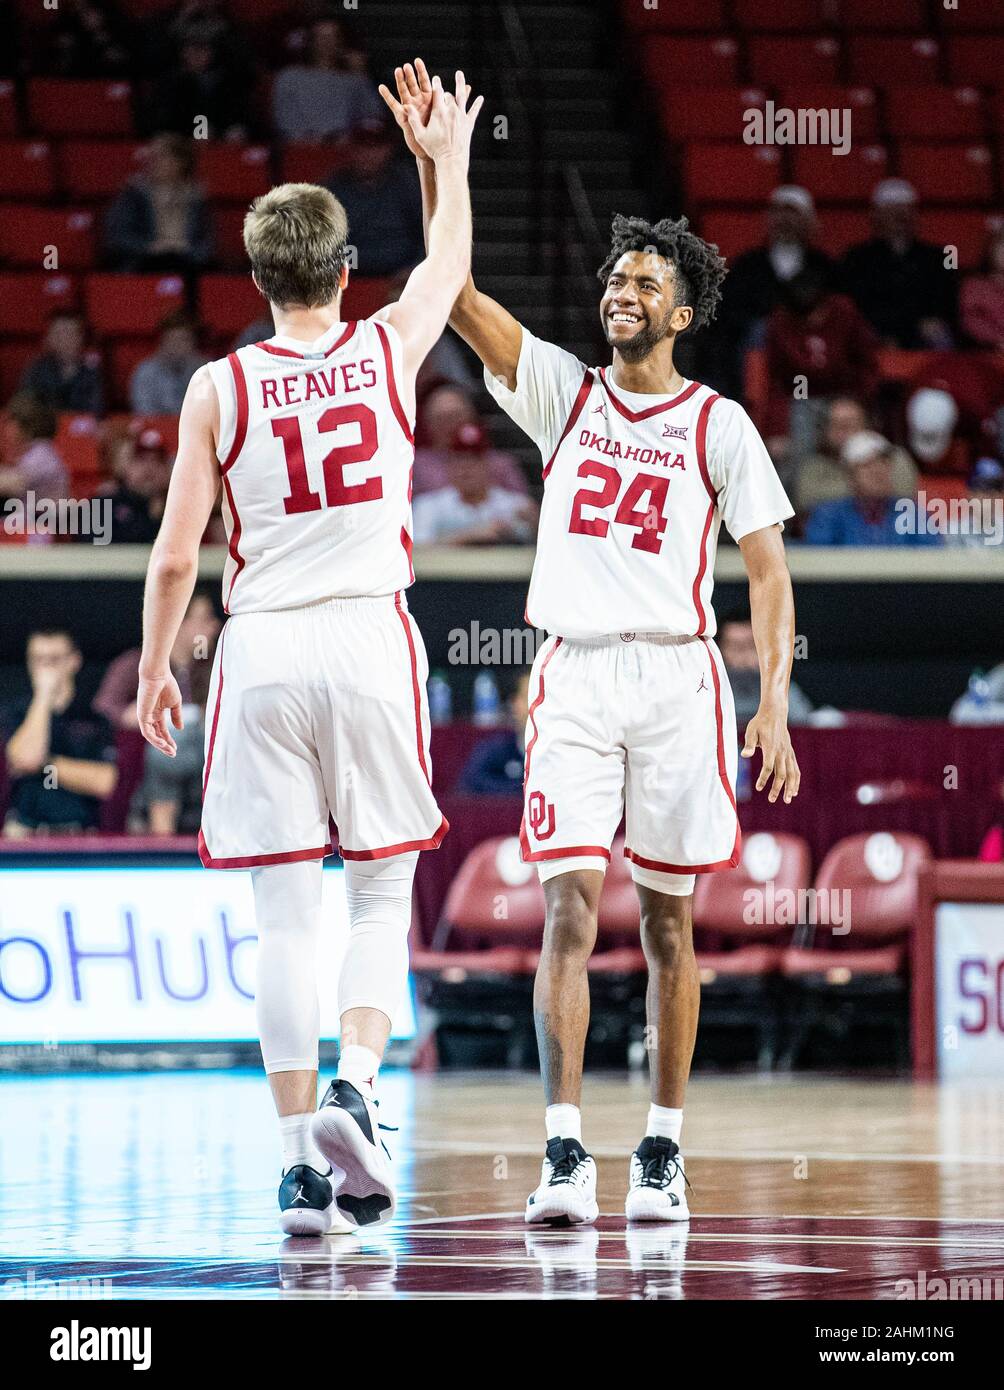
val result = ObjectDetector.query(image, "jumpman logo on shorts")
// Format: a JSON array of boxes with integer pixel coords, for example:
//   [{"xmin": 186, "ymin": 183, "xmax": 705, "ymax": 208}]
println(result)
[{"xmin": 697, "ymin": 675, "xmax": 709, "ymax": 693}]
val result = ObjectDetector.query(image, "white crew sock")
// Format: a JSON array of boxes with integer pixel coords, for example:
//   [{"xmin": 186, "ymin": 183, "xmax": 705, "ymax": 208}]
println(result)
[
  {"xmin": 647, "ymin": 1104, "xmax": 683, "ymax": 1145},
  {"xmin": 279, "ymin": 1112, "xmax": 327, "ymax": 1175},
  {"xmin": 337, "ymin": 1044, "xmax": 382, "ymax": 1099},
  {"xmin": 545, "ymin": 1103, "xmax": 582, "ymax": 1144}
]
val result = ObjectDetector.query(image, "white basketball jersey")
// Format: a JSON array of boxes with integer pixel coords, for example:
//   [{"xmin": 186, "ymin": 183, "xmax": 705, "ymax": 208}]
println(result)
[
  {"xmin": 485, "ymin": 330, "xmax": 793, "ymax": 639},
  {"xmin": 207, "ymin": 317, "xmax": 415, "ymax": 614}
]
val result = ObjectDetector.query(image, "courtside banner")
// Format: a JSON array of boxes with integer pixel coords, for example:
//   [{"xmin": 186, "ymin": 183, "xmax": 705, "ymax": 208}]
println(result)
[
  {"xmin": 936, "ymin": 902, "xmax": 1004, "ymax": 1078},
  {"xmin": 0, "ymin": 865, "xmax": 416, "ymax": 1045}
]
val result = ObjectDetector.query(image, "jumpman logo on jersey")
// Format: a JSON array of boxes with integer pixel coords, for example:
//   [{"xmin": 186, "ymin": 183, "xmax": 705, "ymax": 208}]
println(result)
[{"xmin": 591, "ymin": 403, "xmax": 607, "ymax": 415}]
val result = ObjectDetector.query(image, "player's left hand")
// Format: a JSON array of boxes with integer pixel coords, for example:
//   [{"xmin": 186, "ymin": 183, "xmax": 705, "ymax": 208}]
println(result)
[
  {"xmin": 742, "ymin": 704, "xmax": 800, "ymax": 804},
  {"xmin": 137, "ymin": 672, "xmax": 184, "ymax": 759}
]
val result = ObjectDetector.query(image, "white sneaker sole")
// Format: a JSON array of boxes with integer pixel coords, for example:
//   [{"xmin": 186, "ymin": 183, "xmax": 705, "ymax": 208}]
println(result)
[
  {"xmin": 525, "ymin": 1191, "xmax": 599, "ymax": 1226},
  {"xmin": 625, "ymin": 1189, "xmax": 691, "ymax": 1223},
  {"xmin": 279, "ymin": 1202, "xmax": 338, "ymax": 1237},
  {"xmin": 310, "ymin": 1106, "xmax": 395, "ymax": 1229}
]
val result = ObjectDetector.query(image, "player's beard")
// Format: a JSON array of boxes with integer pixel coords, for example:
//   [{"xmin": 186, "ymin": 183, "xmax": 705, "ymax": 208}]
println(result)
[{"xmin": 603, "ymin": 307, "xmax": 673, "ymax": 363}]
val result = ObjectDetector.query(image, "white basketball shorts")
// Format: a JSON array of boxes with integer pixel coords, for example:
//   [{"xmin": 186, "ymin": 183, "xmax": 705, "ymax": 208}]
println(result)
[
  {"xmin": 199, "ymin": 592, "xmax": 447, "ymax": 869},
  {"xmin": 520, "ymin": 632, "xmax": 740, "ymax": 875}
]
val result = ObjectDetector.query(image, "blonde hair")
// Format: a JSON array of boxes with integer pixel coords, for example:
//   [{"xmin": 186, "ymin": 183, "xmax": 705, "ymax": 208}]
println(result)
[{"xmin": 243, "ymin": 183, "xmax": 349, "ymax": 310}]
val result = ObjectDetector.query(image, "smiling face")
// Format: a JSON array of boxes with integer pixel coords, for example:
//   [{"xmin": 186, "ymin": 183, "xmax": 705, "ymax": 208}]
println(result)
[{"xmin": 599, "ymin": 250, "xmax": 692, "ymax": 363}]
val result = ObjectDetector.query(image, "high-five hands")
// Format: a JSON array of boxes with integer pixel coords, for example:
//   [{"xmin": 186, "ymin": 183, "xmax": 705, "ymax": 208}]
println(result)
[{"xmin": 378, "ymin": 60, "xmax": 480, "ymax": 164}]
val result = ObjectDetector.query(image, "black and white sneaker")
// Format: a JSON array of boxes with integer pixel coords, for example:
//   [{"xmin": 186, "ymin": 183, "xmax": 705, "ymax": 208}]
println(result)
[
  {"xmin": 278, "ymin": 1164, "xmax": 338, "ymax": 1237},
  {"xmin": 309, "ymin": 1080, "xmax": 395, "ymax": 1229},
  {"xmin": 625, "ymin": 1136, "xmax": 691, "ymax": 1222},
  {"xmin": 525, "ymin": 1137, "xmax": 599, "ymax": 1226}
]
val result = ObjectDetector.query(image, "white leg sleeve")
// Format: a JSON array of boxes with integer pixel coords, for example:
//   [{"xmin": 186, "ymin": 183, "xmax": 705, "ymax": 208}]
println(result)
[
  {"xmin": 251, "ymin": 858, "xmax": 324, "ymax": 1075},
  {"xmin": 338, "ymin": 852, "xmax": 417, "ymax": 1024}
]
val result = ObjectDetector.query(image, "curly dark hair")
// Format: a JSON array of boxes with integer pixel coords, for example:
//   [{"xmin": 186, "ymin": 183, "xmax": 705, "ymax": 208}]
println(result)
[{"xmin": 597, "ymin": 214, "xmax": 728, "ymax": 331}]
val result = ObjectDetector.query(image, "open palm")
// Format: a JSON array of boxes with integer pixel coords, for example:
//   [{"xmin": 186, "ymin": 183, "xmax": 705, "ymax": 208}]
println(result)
[{"xmin": 379, "ymin": 59, "xmax": 471, "ymax": 158}]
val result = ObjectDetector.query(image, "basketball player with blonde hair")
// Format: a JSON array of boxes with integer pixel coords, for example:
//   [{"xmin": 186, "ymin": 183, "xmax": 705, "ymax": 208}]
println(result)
[{"xmin": 138, "ymin": 74, "xmax": 483, "ymax": 1233}]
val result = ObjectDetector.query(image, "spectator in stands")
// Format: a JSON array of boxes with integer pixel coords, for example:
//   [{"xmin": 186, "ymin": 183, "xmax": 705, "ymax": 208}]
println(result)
[
  {"xmin": 148, "ymin": 38, "xmax": 250, "ymax": 141},
  {"xmin": 944, "ymin": 456, "xmax": 1004, "ymax": 550},
  {"xmin": 458, "ymin": 671, "xmax": 531, "ymax": 797},
  {"xmin": 129, "ymin": 313, "xmax": 206, "ymax": 415},
  {"xmin": 961, "ymin": 230, "xmax": 1004, "ymax": 352},
  {"xmin": 412, "ymin": 422, "xmax": 538, "ymax": 546},
  {"xmin": 414, "ymin": 382, "xmax": 527, "ymax": 495},
  {"xmin": 272, "ymin": 16, "xmax": 381, "ymax": 142},
  {"xmin": 840, "ymin": 180, "xmax": 956, "ymax": 350},
  {"xmin": 804, "ymin": 430, "xmax": 941, "ymax": 547},
  {"xmin": 764, "ymin": 266, "xmax": 878, "ymax": 453},
  {"xmin": 719, "ymin": 607, "xmax": 813, "ymax": 730},
  {"xmin": 95, "ymin": 424, "xmax": 172, "ymax": 544},
  {"xmin": 20, "ymin": 312, "xmax": 105, "ymax": 416},
  {"xmin": 104, "ymin": 133, "xmax": 212, "ymax": 272},
  {"xmin": 709, "ymin": 186, "xmax": 833, "ymax": 397},
  {"xmin": 0, "ymin": 629, "xmax": 117, "ymax": 836},
  {"xmin": 232, "ymin": 315, "xmax": 274, "ymax": 351},
  {"xmin": 793, "ymin": 396, "xmax": 918, "ymax": 518},
  {"xmin": 48, "ymin": 0, "xmax": 130, "ymax": 77},
  {"xmin": 0, "ymin": 393, "xmax": 69, "ymax": 510},
  {"xmin": 324, "ymin": 118, "xmax": 423, "ymax": 275},
  {"xmin": 94, "ymin": 588, "xmax": 220, "ymax": 732},
  {"xmin": 905, "ymin": 387, "xmax": 968, "ymax": 476}
]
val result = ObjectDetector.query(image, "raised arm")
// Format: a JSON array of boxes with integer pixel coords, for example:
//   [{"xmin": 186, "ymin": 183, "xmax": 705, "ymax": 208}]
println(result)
[
  {"xmin": 380, "ymin": 60, "xmax": 522, "ymax": 389},
  {"xmin": 372, "ymin": 68, "xmax": 482, "ymax": 404},
  {"xmin": 138, "ymin": 365, "xmax": 220, "ymax": 757}
]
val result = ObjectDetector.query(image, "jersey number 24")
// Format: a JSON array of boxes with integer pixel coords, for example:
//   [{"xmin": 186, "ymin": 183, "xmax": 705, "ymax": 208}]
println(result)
[{"xmin": 569, "ymin": 460, "xmax": 669, "ymax": 554}]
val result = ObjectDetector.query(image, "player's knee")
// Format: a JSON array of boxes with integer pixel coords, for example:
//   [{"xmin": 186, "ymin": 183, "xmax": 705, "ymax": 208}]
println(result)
[
  {"xmin": 542, "ymin": 880, "xmax": 599, "ymax": 959},
  {"xmin": 640, "ymin": 900, "xmax": 692, "ymax": 970}
]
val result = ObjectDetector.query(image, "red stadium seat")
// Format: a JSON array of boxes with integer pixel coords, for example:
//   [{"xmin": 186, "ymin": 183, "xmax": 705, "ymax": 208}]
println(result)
[
  {"xmin": 105, "ymin": 411, "xmax": 180, "ymax": 453},
  {"xmin": 683, "ymin": 144, "xmax": 784, "ymax": 205},
  {"xmin": 0, "ymin": 79, "xmax": 17, "ymax": 136},
  {"xmin": 918, "ymin": 210, "xmax": 997, "ymax": 270},
  {"xmin": 105, "ymin": 337, "xmax": 158, "ymax": 409},
  {"xmin": 695, "ymin": 832, "xmax": 811, "ymax": 946},
  {"xmin": 655, "ymin": 87, "xmax": 768, "ymax": 143},
  {"xmin": 0, "ymin": 271, "xmax": 79, "ymax": 334},
  {"xmin": 621, "ymin": 0, "xmax": 725, "ymax": 30},
  {"xmin": 937, "ymin": 4, "xmax": 1004, "ymax": 32},
  {"xmin": 898, "ymin": 144, "xmax": 995, "ymax": 205},
  {"xmin": 642, "ymin": 36, "xmax": 740, "ymax": 89},
  {"xmin": 840, "ymin": 0, "xmax": 926, "ymax": 29},
  {"xmin": 197, "ymin": 274, "xmax": 267, "ymax": 340},
  {"xmin": 0, "ymin": 341, "xmax": 36, "ymax": 397},
  {"xmin": 776, "ymin": 85, "xmax": 880, "ymax": 142},
  {"xmin": 0, "ymin": 206, "xmax": 97, "ymax": 270},
  {"xmin": 195, "ymin": 144, "xmax": 272, "ymax": 202},
  {"xmin": 0, "ymin": 140, "xmax": 56, "ymax": 199},
  {"xmin": 848, "ymin": 36, "xmax": 942, "ymax": 86},
  {"xmin": 947, "ymin": 36, "xmax": 1004, "ymax": 87},
  {"xmin": 700, "ymin": 210, "xmax": 764, "ymax": 260},
  {"xmin": 84, "ymin": 273, "xmax": 186, "ymax": 337},
  {"xmin": 341, "ymin": 276, "xmax": 393, "ymax": 320},
  {"xmin": 280, "ymin": 143, "xmax": 350, "ymax": 186},
  {"xmin": 749, "ymin": 37, "xmax": 841, "ymax": 87},
  {"xmin": 884, "ymin": 87, "xmax": 985, "ymax": 141},
  {"xmin": 58, "ymin": 141, "xmax": 144, "ymax": 200},
  {"xmin": 791, "ymin": 143, "xmax": 889, "ymax": 203},
  {"xmin": 733, "ymin": 0, "xmax": 825, "ymax": 31},
  {"xmin": 55, "ymin": 413, "xmax": 104, "ymax": 498},
  {"xmin": 27, "ymin": 79, "xmax": 134, "ymax": 137}
]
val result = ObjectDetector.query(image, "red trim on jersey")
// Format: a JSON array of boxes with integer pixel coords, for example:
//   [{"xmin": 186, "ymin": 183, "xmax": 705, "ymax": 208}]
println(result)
[
  {"xmin": 198, "ymin": 833, "xmax": 332, "ymax": 870},
  {"xmin": 598, "ymin": 368, "xmax": 700, "ymax": 422},
  {"xmin": 542, "ymin": 367, "xmax": 594, "ymax": 481},
  {"xmin": 221, "ymin": 470, "xmax": 245, "ymax": 614},
  {"xmin": 339, "ymin": 816, "xmax": 450, "ymax": 860},
  {"xmin": 519, "ymin": 636, "xmax": 563, "ymax": 860},
  {"xmin": 220, "ymin": 352, "xmax": 249, "ymax": 475},
  {"xmin": 400, "ymin": 526, "xmax": 415, "ymax": 584},
  {"xmin": 690, "ymin": 392, "xmax": 721, "ymax": 637},
  {"xmin": 201, "ymin": 622, "xmax": 227, "ymax": 798},
  {"xmin": 522, "ymin": 843, "xmax": 612, "ymax": 864},
  {"xmin": 253, "ymin": 322, "xmax": 357, "ymax": 359},
  {"xmin": 394, "ymin": 591, "xmax": 430, "ymax": 783},
  {"xmin": 624, "ymin": 835, "xmax": 740, "ymax": 875},
  {"xmin": 374, "ymin": 320, "xmax": 414, "ymax": 444}
]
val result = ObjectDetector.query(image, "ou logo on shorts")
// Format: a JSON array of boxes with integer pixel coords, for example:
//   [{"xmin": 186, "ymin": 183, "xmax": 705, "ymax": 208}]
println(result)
[{"xmin": 527, "ymin": 790, "xmax": 556, "ymax": 840}]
